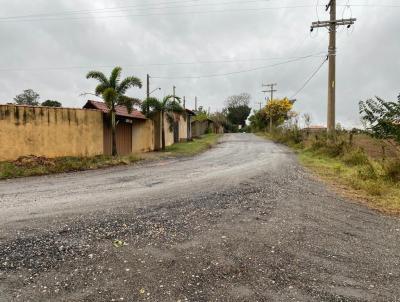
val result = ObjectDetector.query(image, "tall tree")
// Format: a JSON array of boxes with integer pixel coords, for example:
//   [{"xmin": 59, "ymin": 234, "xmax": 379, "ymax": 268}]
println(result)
[
  {"xmin": 225, "ymin": 93, "xmax": 252, "ymax": 127},
  {"xmin": 264, "ymin": 98, "xmax": 294, "ymax": 129},
  {"xmin": 14, "ymin": 89, "xmax": 40, "ymax": 106},
  {"xmin": 86, "ymin": 67, "xmax": 142, "ymax": 156},
  {"xmin": 41, "ymin": 100, "xmax": 62, "ymax": 107},
  {"xmin": 359, "ymin": 95, "xmax": 400, "ymax": 142},
  {"xmin": 141, "ymin": 95, "xmax": 183, "ymax": 150}
]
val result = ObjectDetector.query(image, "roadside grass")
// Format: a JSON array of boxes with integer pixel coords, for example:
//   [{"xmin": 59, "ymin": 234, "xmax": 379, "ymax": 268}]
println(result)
[
  {"xmin": 165, "ymin": 134, "xmax": 221, "ymax": 156},
  {"xmin": 257, "ymin": 131, "xmax": 400, "ymax": 214},
  {"xmin": 0, "ymin": 134, "xmax": 222, "ymax": 180},
  {"xmin": 0, "ymin": 154, "xmax": 141, "ymax": 180}
]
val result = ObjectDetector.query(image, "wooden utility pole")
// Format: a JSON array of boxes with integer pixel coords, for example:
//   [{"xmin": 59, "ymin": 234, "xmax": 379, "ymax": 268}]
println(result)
[
  {"xmin": 311, "ymin": 0, "xmax": 356, "ymax": 134},
  {"xmin": 262, "ymin": 83, "xmax": 277, "ymax": 132},
  {"xmin": 146, "ymin": 74, "xmax": 150, "ymax": 99}
]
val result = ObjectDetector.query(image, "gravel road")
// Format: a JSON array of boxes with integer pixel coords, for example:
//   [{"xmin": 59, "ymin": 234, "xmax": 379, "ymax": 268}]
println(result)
[{"xmin": 0, "ymin": 133, "xmax": 399, "ymax": 302}]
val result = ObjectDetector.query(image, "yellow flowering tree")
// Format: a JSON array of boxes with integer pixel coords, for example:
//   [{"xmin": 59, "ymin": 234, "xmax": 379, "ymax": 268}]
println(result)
[{"xmin": 263, "ymin": 98, "xmax": 294, "ymax": 128}]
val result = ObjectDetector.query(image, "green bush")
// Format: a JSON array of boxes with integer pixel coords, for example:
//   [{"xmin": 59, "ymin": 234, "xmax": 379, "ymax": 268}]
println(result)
[
  {"xmin": 384, "ymin": 159, "xmax": 400, "ymax": 182},
  {"xmin": 342, "ymin": 150, "xmax": 369, "ymax": 166}
]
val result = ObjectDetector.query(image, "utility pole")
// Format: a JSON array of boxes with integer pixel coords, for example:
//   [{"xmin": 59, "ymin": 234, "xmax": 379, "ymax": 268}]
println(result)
[
  {"xmin": 146, "ymin": 74, "xmax": 150, "ymax": 99},
  {"xmin": 173, "ymin": 86, "xmax": 176, "ymax": 99},
  {"xmin": 183, "ymin": 96, "xmax": 186, "ymax": 109},
  {"xmin": 311, "ymin": 0, "xmax": 356, "ymax": 134},
  {"xmin": 195, "ymin": 96, "xmax": 198, "ymax": 111},
  {"xmin": 262, "ymin": 83, "xmax": 277, "ymax": 132}
]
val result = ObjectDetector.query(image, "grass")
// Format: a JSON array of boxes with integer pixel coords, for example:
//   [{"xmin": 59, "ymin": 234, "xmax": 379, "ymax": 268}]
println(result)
[
  {"xmin": 258, "ymin": 131, "xmax": 400, "ymax": 214},
  {"xmin": 165, "ymin": 134, "xmax": 221, "ymax": 156},
  {"xmin": 0, "ymin": 154, "xmax": 141, "ymax": 180},
  {"xmin": 0, "ymin": 134, "xmax": 222, "ymax": 180}
]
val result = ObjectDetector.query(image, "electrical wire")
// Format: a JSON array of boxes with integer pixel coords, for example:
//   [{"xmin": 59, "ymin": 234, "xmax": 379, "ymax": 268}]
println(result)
[
  {"xmin": 290, "ymin": 56, "xmax": 328, "ymax": 99},
  {"xmin": 0, "ymin": 0, "xmax": 272, "ymax": 21},
  {"xmin": 0, "ymin": 4, "xmax": 320, "ymax": 22},
  {"xmin": 151, "ymin": 54, "xmax": 326, "ymax": 80},
  {"xmin": 0, "ymin": 2, "xmax": 397, "ymax": 23},
  {"xmin": 0, "ymin": 52, "xmax": 326, "ymax": 72}
]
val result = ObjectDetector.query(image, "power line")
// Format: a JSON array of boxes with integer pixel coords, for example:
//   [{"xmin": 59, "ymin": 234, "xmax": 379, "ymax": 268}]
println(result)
[
  {"xmin": 0, "ymin": 0, "xmax": 274, "ymax": 20},
  {"xmin": 290, "ymin": 56, "xmax": 328, "ymax": 99},
  {"xmin": 1, "ymin": 1, "xmax": 396, "ymax": 23},
  {"xmin": 0, "ymin": 52, "xmax": 326, "ymax": 72},
  {"xmin": 152, "ymin": 54, "xmax": 325, "ymax": 79},
  {"xmin": 0, "ymin": 5, "xmax": 322, "ymax": 22},
  {"xmin": 0, "ymin": 3, "xmax": 395, "ymax": 23}
]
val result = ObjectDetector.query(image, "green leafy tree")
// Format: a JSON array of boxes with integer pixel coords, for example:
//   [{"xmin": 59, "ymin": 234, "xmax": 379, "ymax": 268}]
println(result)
[
  {"xmin": 359, "ymin": 94, "xmax": 400, "ymax": 142},
  {"xmin": 14, "ymin": 89, "xmax": 40, "ymax": 106},
  {"xmin": 86, "ymin": 67, "xmax": 142, "ymax": 156},
  {"xmin": 193, "ymin": 106, "xmax": 209, "ymax": 122},
  {"xmin": 141, "ymin": 95, "xmax": 183, "ymax": 150},
  {"xmin": 225, "ymin": 93, "xmax": 252, "ymax": 127},
  {"xmin": 41, "ymin": 100, "xmax": 62, "ymax": 107},
  {"xmin": 249, "ymin": 110, "xmax": 268, "ymax": 132}
]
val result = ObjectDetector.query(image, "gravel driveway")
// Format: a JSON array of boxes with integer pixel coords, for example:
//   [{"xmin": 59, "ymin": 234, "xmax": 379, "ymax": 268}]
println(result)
[{"xmin": 0, "ymin": 133, "xmax": 399, "ymax": 301}]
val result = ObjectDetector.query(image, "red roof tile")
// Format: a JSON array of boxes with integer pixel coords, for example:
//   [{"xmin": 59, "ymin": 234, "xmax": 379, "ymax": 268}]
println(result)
[{"xmin": 83, "ymin": 100, "xmax": 146, "ymax": 120}]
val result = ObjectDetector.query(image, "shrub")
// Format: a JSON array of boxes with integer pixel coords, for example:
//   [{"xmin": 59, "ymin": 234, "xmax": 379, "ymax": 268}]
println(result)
[
  {"xmin": 384, "ymin": 159, "xmax": 400, "ymax": 182},
  {"xmin": 363, "ymin": 180, "xmax": 384, "ymax": 196},
  {"xmin": 342, "ymin": 150, "xmax": 369, "ymax": 166},
  {"xmin": 356, "ymin": 164, "xmax": 377, "ymax": 181}
]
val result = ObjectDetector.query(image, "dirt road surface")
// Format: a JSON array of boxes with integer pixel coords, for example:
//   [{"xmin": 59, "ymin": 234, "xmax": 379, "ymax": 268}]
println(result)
[{"xmin": 1, "ymin": 134, "xmax": 399, "ymax": 301}]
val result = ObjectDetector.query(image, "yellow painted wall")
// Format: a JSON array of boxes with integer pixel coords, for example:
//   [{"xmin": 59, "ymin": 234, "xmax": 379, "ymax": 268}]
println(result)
[
  {"xmin": 132, "ymin": 119, "xmax": 155, "ymax": 153},
  {"xmin": 0, "ymin": 105, "xmax": 104, "ymax": 161}
]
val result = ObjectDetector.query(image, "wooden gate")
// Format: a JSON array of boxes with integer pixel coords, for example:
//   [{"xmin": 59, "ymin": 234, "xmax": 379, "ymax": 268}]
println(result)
[{"xmin": 104, "ymin": 121, "xmax": 132, "ymax": 156}]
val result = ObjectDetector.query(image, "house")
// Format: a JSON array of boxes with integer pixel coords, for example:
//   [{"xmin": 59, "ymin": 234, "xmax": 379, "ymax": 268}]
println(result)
[
  {"xmin": 83, "ymin": 100, "xmax": 154, "ymax": 155},
  {"xmin": 303, "ymin": 125, "xmax": 327, "ymax": 133}
]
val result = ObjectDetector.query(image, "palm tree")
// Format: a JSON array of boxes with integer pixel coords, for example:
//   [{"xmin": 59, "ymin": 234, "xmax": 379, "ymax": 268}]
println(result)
[
  {"xmin": 86, "ymin": 67, "xmax": 142, "ymax": 156},
  {"xmin": 141, "ymin": 95, "xmax": 183, "ymax": 150}
]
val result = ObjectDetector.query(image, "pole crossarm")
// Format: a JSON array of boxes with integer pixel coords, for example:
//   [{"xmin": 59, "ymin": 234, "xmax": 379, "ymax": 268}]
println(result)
[{"xmin": 311, "ymin": 18, "xmax": 356, "ymax": 31}]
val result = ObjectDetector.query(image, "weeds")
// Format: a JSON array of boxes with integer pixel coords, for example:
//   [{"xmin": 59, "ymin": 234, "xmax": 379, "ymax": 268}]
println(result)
[
  {"xmin": 259, "ymin": 129, "xmax": 400, "ymax": 213},
  {"xmin": 0, "ymin": 154, "xmax": 141, "ymax": 180},
  {"xmin": 342, "ymin": 150, "xmax": 370, "ymax": 166},
  {"xmin": 384, "ymin": 159, "xmax": 400, "ymax": 182}
]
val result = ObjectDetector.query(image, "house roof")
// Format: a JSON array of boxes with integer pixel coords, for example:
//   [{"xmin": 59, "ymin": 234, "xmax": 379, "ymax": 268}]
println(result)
[
  {"xmin": 83, "ymin": 100, "xmax": 147, "ymax": 120},
  {"xmin": 185, "ymin": 108, "xmax": 196, "ymax": 116}
]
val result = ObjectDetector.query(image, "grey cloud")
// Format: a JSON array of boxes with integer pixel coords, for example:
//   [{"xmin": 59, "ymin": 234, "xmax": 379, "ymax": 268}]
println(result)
[{"xmin": 0, "ymin": 0, "xmax": 398, "ymax": 127}]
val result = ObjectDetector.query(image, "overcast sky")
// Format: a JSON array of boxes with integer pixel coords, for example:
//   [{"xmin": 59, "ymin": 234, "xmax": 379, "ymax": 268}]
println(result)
[{"xmin": 0, "ymin": 0, "xmax": 399, "ymax": 127}]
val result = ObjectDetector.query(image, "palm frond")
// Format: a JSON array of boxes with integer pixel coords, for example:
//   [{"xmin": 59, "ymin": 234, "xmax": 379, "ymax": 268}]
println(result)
[
  {"xmin": 141, "ymin": 97, "xmax": 162, "ymax": 114},
  {"xmin": 86, "ymin": 71, "xmax": 109, "ymax": 86},
  {"xmin": 110, "ymin": 67, "xmax": 122, "ymax": 89},
  {"xmin": 117, "ymin": 76, "xmax": 143, "ymax": 95},
  {"xmin": 95, "ymin": 83, "xmax": 108, "ymax": 96},
  {"xmin": 102, "ymin": 88, "xmax": 118, "ymax": 110},
  {"xmin": 118, "ymin": 96, "xmax": 142, "ymax": 113},
  {"xmin": 163, "ymin": 95, "xmax": 183, "ymax": 113}
]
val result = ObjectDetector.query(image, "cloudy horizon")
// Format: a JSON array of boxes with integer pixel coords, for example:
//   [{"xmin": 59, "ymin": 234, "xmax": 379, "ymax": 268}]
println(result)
[{"xmin": 0, "ymin": 0, "xmax": 399, "ymax": 128}]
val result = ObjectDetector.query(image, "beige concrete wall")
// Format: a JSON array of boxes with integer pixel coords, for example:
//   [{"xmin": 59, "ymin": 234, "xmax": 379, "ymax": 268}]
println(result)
[
  {"xmin": 131, "ymin": 119, "xmax": 155, "ymax": 153},
  {"xmin": 164, "ymin": 113, "xmax": 174, "ymax": 147},
  {"xmin": 192, "ymin": 120, "xmax": 209, "ymax": 137},
  {"xmin": 0, "ymin": 105, "xmax": 103, "ymax": 161},
  {"xmin": 178, "ymin": 114, "xmax": 188, "ymax": 141}
]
